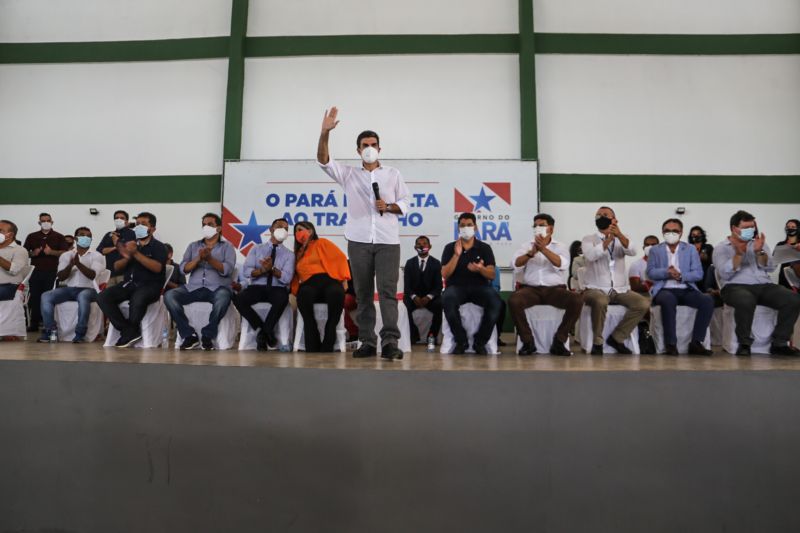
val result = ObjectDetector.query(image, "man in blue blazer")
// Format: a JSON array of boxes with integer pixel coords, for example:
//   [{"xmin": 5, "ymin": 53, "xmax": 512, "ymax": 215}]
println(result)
[{"xmin": 646, "ymin": 218, "xmax": 714, "ymax": 355}]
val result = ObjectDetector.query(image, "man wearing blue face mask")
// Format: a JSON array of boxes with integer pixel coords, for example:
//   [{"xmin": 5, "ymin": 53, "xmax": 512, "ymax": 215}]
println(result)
[
  {"xmin": 713, "ymin": 210, "xmax": 800, "ymax": 356},
  {"xmin": 39, "ymin": 227, "xmax": 105, "ymax": 343},
  {"xmin": 97, "ymin": 212, "xmax": 167, "ymax": 348}
]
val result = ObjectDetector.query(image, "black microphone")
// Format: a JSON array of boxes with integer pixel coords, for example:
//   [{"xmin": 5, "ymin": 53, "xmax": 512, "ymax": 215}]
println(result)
[{"xmin": 372, "ymin": 182, "xmax": 383, "ymax": 216}]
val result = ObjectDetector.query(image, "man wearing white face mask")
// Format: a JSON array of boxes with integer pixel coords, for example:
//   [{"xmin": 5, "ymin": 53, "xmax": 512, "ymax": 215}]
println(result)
[
  {"xmin": 164, "ymin": 213, "xmax": 236, "ymax": 351},
  {"xmin": 317, "ymin": 106, "xmax": 411, "ymax": 360},
  {"xmin": 0, "ymin": 220, "xmax": 29, "ymax": 302},
  {"xmin": 233, "ymin": 218, "xmax": 295, "ymax": 351},
  {"xmin": 23, "ymin": 212, "xmax": 68, "ymax": 331},
  {"xmin": 441, "ymin": 213, "xmax": 503, "ymax": 355},
  {"xmin": 646, "ymin": 219, "xmax": 714, "ymax": 355},
  {"xmin": 97, "ymin": 209, "xmax": 136, "ymax": 287},
  {"xmin": 713, "ymin": 210, "xmax": 800, "ymax": 356}
]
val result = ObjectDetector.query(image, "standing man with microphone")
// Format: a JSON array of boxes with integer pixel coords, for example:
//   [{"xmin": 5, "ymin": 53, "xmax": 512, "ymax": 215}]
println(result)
[{"xmin": 317, "ymin": 106, "xmax": 411, "ymax": 360}]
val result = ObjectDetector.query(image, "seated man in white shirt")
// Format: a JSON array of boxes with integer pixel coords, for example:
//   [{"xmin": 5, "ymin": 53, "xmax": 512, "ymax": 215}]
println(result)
[
  {"xmin": 581, "ymin": 206, "xmax": 650, "ymax": 355},
  {"xmin": 629, "ymin": 235, "xmax": 659, "ymax": 295},
  {"xmin": 0, "ymin": 220, "xmax": 29, "ymax": 302},
  {"xmin": 509, "ymin": 214, "xmax": 583, "ymax": 356},
  {"xmin": 38, "ymin": 227, "xmax": 105, "ymax": 343}
]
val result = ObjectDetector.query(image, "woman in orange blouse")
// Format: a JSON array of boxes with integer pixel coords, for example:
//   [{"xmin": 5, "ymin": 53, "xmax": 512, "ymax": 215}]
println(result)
[{"xmin": 292, "ymin": 222, "xmax": 350, "ymax": 352}]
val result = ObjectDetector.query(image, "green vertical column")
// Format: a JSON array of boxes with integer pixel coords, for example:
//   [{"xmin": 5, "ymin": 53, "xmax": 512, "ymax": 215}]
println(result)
[
  {"xmin": 518, "ymin": 0, "xmax": 538, "ymax": 160},
  {"xmin": 223, "ymin": 0, "xmax": 249, "ymax": 160}
]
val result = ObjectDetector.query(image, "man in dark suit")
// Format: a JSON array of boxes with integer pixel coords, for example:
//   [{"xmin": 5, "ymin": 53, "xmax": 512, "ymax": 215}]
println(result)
[{"xmin": 403, "ymin": 236, "xmax": 443, "ymax": 344}]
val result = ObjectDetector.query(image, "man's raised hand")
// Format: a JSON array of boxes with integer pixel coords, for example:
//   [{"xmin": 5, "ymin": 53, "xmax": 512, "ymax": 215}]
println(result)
[{"xmin": 322, "ymin": 107, "xmax": 340, "ymax": 133}]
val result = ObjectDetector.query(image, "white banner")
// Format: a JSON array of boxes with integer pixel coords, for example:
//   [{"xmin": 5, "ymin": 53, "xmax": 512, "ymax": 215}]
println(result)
[{"xmin": 221, "ymin": 160, "xmax": 538, "ymax": 268}]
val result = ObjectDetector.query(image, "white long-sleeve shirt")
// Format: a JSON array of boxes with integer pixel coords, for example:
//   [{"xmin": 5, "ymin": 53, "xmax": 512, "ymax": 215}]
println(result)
[
  {"xmin": 581, "ymin": 232, "xmax": 637, "ymax": 293},
  {"xmin": 512, "ymin": 239, "xmax": 569, "ymax": 287}
]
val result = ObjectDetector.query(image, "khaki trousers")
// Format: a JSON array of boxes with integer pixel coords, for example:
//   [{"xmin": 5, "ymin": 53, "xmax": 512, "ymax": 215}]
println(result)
[{"xmin": 582, "ymin": 289, "xmax": 650, "ymax": 346}]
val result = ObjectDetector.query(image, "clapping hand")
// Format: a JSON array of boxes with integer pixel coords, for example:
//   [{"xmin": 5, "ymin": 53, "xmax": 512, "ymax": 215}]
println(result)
[
  {"xmin": 198, "ymin": 247, "xmax": 211, "ymax": 261},
  {"xmin": 753, "ymin": 232, "xmax": 766, "ymax": 253},
  {"xmin": 454, "ymin": 239, "xmax": 463, "ymax": 256},
  {"xmin": 609, "ymin": 223, "xmax": 622, "ymax": 238},
  {"xmin": 321, "ymin": 107, "xmax": 340, "ymax": 133},
  {"xmin": 259, "ymin": 256, "xmax": 274, "ymax": 271},
  {"xmin": 43, "ymin": 244, "xmax": 54, "ymax": 256},
  {"xmin": 534, "ymin": 235, "xmax": 547, "ymax": 251},
  {"xmin": 467, "ymin": 259, "xmax": 484, "ymax": 273},
  {"xmin": 667, "ymin": 265, "xmax": 681, "ymax": 280}
]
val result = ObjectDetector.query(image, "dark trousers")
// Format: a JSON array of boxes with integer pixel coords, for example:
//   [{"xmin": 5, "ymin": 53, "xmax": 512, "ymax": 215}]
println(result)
[
  {"xmin": 0, "ymin": 283, "xmax": 17, "ymax": 301},
  {"xmin": 496, "ymin": 297, "xmax": 507, "ymax": 338},
  {"xmin": 508, "ymin": 285, "xmax": 584, "ymax": 344},
  {"xmin": 403, "ymin": 295, "xmax": 442, "ymax": 341},
  {"xmin": 97, "ymin": 282, "xmax": 162, "ymax": 338},
  {"xmin": 233, "ymin": 285, "xmax": 290, "ymax": 335},
  {"xmin": 296, "ymin": 274, "xmax": 345, "ymax": 352},
  {"xmin": 164, "ymin": 285, "xmax": 233, "ymax": 340},
  {"xmin": 441, "ymin": 284, "xmax": 502, "ymax": 347},
  {"xmin": 721, "ymin": 283, "xmax": 800, "ymax": 345},
  {"xmin": 28, "ymin": 269, "xmax": 57, "ymax": 328},
  {"xmin": 652, "ymin": 288, "xmax": 714, "ymax": 346}
]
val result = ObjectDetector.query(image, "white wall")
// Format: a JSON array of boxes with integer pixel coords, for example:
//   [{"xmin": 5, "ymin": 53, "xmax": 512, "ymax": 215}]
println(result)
[
  {"xmin": 0, "ymin": 60, "xmax": 228, "ymax": 178},
  {"xmin": 248, "ymin": 0, "xmax": 517, "ymax": 36},
  {"xmin": 0, "ymin": 0, "xmax": 232, "ymax": 42}
]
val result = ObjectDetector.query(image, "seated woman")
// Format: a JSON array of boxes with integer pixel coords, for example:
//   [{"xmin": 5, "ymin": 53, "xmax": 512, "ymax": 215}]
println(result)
[
  {"xmin": 291, "ymin": 222, "xmax": 350, "ymax": 352},
  {"xmin": 688, "ymin": 226, "xmax": 714, "ymax": 291},
  {"xmin": 776, "ymin": 218, "xmax": 800, "ymax": 291}
]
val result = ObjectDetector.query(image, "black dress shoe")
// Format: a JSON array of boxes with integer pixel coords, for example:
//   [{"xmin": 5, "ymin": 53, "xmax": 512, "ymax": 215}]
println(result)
[
  {"xmin": 549, "ymin": 339, "xmax": 572, "ymax": 356},
  {"xmin": 770, "ymin": 344, "xmax": 800, "ymax": 356},
  {"xmin": 664, "ymin": 344, "xmax": 679, "ymax": 356},
  {"xmin": 590, "ymin": 344, "xmax": 604, "ymax": 356},
  {"xmin": 606, "ymin": 336, "xmax": 632, "ymax": 355},
  {"xmin": 518, "ymin": 341, "xmax": 536, "ymax": 356},
  {"xmin": 735, "ymin": 344, "xmax": 751, "ymax": 356},
  {"xmin": 256, "ymin": 330, "xmax": 268, "ymax": 351},
  {"xmin": 497, "ymin": 338, "xmax": 508, "ymax": 347},
  {"xmin": 688, "ymin": 340, "xmax": 713, "ymax": 356},
  {"xmin": 451, "ymin": 342, "xmax": 467, "ymax": 355},
  {"xmin": 381, "ymin": 343, "xmax": 403, "ymax": 360},
  {"xmin": 474, "ymin": 344, "xmax": 489, "ymax": 356},
  {"xmin": 265, "ymin": 331, "xmax": 277, "ymax": 349},
  {"xmin": 353, "ymin": 344, "xmax": 377, "ymax": 358}
]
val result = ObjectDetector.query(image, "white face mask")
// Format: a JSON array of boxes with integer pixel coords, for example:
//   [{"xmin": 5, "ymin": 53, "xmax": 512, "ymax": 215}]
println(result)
[
  {"xmin": 459, "ymin": 226, "xmax": 475, "ymax": 240},
  {"xmin": 202, "ymin": 225, "xmax": 218, "ymax": 240},
  {"xmin": 0, "ymin": 233, "xmax": 5, "ymax": 245},
  {"xmin": 272, "ymin": 227, "xmax": 288, "ymax": 242},
  {"xmin": 663, "ymin": 232, "xmax": 680, "ymax": 245},
  {"xmin": 114, "ymin": 218, "xmax": 126, "ymax": 230},
  {"xmin": 643, "ymin": 245, "xmax": 652, "ymax": 257},
  {"xmin": 533, "ymin": 226, "xmax": 548, "ymax": 238},
  {"xmin": 360, "ymin": 146, "xmax": 379, "ymax": 165},
  {"xmin": 40, "ymin": 221, "xmax": 52, "ymax": 231}
]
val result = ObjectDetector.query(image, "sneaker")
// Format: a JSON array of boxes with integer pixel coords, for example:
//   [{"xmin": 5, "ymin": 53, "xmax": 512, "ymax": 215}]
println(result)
[
  {"xmin": 71, "ymin": 335, "xmax": 86, "ymax": 344},
  {"xmin": 606, "ymin": 335, "xmax": 632, "ymax": 355},
  {"xmin": 180, "ymin": 333, "xmax": 200, "ymax": 351},
  {"xmin": 37, "ymin": 332, "xmax": 51, "ymax": 343},
  {"xmin": 117, "ymin": 334, "xmax": 142, "ymax": 348},
  {"xmin": 353, "ymin": 344, "xmax": 377, "ymax": 358},
  {"xmin": 201, "ymin": 336, "xmax": 215, "ymax": 351}
]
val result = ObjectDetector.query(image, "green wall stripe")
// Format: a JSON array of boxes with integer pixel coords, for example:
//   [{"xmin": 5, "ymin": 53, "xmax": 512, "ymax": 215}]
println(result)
[
  {"xmin": 0, "ymin": 38, "xmax": 229, "ymax": 64},
  {"xmin": 0, "ymin": 176, "xmax": 222, "ymax": 204},
  {"xmin": 518, "ymin": 0, "xmax": 538, "ymax": 160},
  {"xmin": 223, "ymin": 0, "xmax": 249, "ymax": 161},
  {"xmin": 245, "ymin": 34, "xmax": 519, "ymax": 56},
  {"xmin": 540, "ymin": 174, "xmax": 799, "ymax": 203},
  {"xmin": 535, "ymin": 33, "xmax": 800, "ymax": 55}
]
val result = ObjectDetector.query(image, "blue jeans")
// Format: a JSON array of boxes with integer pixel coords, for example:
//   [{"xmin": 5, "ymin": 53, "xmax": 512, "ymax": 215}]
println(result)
[
  {"xmin": 441, "ymin": 284, "xmax": 503, "ymax": 346},
  {"xmin": 164, "ymin": 285, "xmax": 233, "ymax": 340},
  {"xmin": 0, "ymin": 283, "xmax": 17, "ymax": 301},
  {"xmin": 652, "ymin": 288, "xmax": 714, "ymax": 346},
  {"xmin": 41, "ymin": 286, "xmax": 98, "ymax": 337}
]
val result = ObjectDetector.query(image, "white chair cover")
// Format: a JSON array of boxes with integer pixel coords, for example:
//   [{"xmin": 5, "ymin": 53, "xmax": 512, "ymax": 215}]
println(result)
[
  {"xmin": 238, "ymin": 302, "xmax": 294, "ymax": 351},
  {"xmin": 293, "ymin": 304, "xmax": 347, "ymax": 352},
  {"xmin": 649, "ymin": 305, "xmax": 711, "ymax": 354},
  {"xmin": 710, "ymin": 307, "xmax": 724, "ymax": 347},
  {"xmin": 440, "ymin": 303, "xmax": 499, "ymax": 354},
  {"xmin": 722, "ymin": 304, "xmax": 778, "ymax": 354},
  {"xmin": 0, "ymin": 265, "xmax": 34, "ymax": 338},
  {"xmin": 54, "ymin": 301, "xmax": 104, "ymax": 341},
  {"xmin": 369, "ymin": 301, "xmax": 412, "ymax": 354},
  {"xmin": 578, "ymin": 305, "xmax": 640, "ymax": 354},
  {"xmin": 175, "ymin": 302, "xmax": 241, "ymax": 350},
  {"xmin": 514, "ymin": 305, "xmax": 570, "ymax": 354},
  {"xmin": 411, "ymin": 308, "xmax": 434, "ymax": 341},
  {"xmin": 104, "ymin": 299, "xmax": 169, "ymax": 348}
]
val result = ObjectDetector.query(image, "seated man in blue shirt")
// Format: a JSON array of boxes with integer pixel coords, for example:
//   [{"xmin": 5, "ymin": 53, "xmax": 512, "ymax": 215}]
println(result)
[
  {"xmin": 713, "ymin": 210, "xmax": 800, "ymax": 356},
  {"xmin": 97, "ymin": 212, "xmax": 168, "ymax": 348},
  {"xmin": 164, "ymin": 213, "xmax": 236, "ymax": 351},
  {"xmin": 646, "ymin": 218, "xmax": 714, "ymax": 356},
  {"xmin": 440, "ymin": 212, "xmax": 503, "ymax": 355},
  {"xmin": 233, "ymin": 218, "xmax": 295, "ymax": 351}
]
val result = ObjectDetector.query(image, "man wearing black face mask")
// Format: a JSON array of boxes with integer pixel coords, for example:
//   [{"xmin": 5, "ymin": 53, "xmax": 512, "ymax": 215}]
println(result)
[{"xmin": 403, "ymin": 236, "xmax": 443, "ymax": 344}]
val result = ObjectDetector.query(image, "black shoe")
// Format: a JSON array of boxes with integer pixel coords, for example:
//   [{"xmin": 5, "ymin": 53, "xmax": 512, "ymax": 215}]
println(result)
[
  {"xmin": 256, "ymin": 329, "xmax": 268, "ymax": 351},
  {"xmin": 381, "ymin": 343, "xmax": 403, "ymax": 360},
  {"xmin": 549, "ymin": 339, "xmax": 572, "ymax": 356},
  {"xmin": 664, "ymin": 344, "xmax": 679, "ymax": 356},
  {"xmin": 770, "ymin": 344, "xmax": 800, "ymax": 356},
  {"xmin": 735, "ymin": 344, "xmax": 751, "ymax": 356},
  {"xmin": 606, "ymin": 336, "xmax": 632, "ymax": 355},
  {"xmin": 474, "ymin": 344, "xmax": 488, "ymax": 356},
  {"xmin": 265, "ymin": 331, "xmax": 277, "ymax": 349},
  {"xmin": 201, "ymin": 336, "xmax": 214, "ymax": 350},
  {"xmin": 180, "ymin": 333, "xmax": 200, "ymax": 351},
  {"xmin": 451, "ymin": 342, "xmax": 467, "ymax": 355},
  {"xmin": 353, "ymin": 344, "xmax": 377, "ymax": 358},
  {"xmin": 688, "ymin": 340, "xmax": 713, "ymax": 356},
  {"xmin": 590, "ymin": 344, "xmax": 604, "ymax": 356},
  {"xmin": 497, "ymin": 338, "xmax": 508, "ymax": 347},
  {"xmin": 117, "ymin": 334, "xmax": 142, "ymax": 348},
  {"xmin": 518, "ymin": 341, "xmax": 536, "ymax": 356}
]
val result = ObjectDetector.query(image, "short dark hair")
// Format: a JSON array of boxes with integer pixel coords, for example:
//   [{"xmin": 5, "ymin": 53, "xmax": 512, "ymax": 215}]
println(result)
[
  {"xmin": 415, "ymin": 235, "xmax": 431, "ymax": 245},
  {"xmin": 661, "ymin": 218, "xmax": 683, "ymax": 231},
  {"xmin": 202, "ymin": 212, "xmax": 222, "ymax": 226},
  {"xmin": 74, "ymin": 227, "xmax": 91, "ymax": 236},
  {"xmin": 598, "ymin": 206, "xmax": 615, "ymax": 217},
  {"xmin": 643, "ymin": 235, "xmax": 659, "ymax": 244},
  {"xmin": 113, "ymin": 210, "xmax": 129, "ymax": 220},
  {"xmin": 730, "ymin": 210, "xmax": 755, "ymax": 228},
  {"xmin": 533, "ymin": 213, "xmax": 555, "ymax": 226},
  {"xmin": 0, "ymin": 219, "xmax": 18, "ymax": 237},
  {"xmin": 271, "ymin": 218, "xmax": 289, "ymax": 228},
  {"xmin": 137, "ymin": 212, "xmax": 157, "ymax": 227},
  {"xmin": 458, "ymin": 212, "xmax": 477, "ymax": 225},
  {"xmin": 165, "ymin": 243, "xmax": 174, "ymax": 255},
  {"xmin": 39, "ymin": 212, "xmax": 52, "ymax": 219},
  {"xmin": 356, "ymin": 130, "xmax": 380, "ymax": 147}
]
